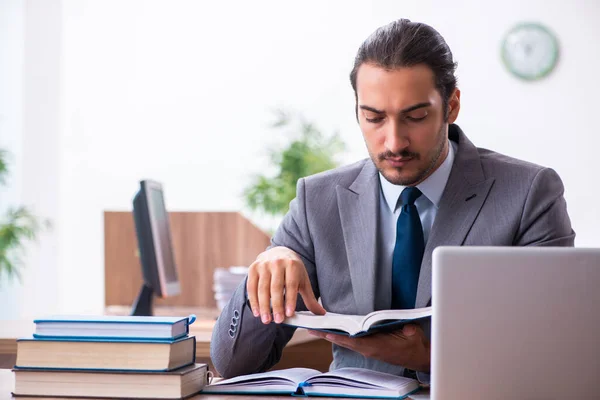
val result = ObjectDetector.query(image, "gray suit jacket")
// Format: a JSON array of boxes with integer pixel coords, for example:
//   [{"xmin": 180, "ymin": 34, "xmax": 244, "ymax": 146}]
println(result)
[{"xmin": 210, "ymin": 124, "xmax": 575, "ymax": 378}]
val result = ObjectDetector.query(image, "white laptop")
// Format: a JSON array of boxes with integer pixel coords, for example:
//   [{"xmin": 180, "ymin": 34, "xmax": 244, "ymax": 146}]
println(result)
[{"xmin": 431, "ymin": 247, "xmax": 600, "ymax": 399}]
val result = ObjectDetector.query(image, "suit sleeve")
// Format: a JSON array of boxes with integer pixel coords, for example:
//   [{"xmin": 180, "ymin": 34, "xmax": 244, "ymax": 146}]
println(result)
[
  {"xmin": 514, "ymin": 168, "xmax": 575, "ymax": 246},
  {"xmin": 210, "ymin": 178, "xmax": 321, "ymax": 378}
]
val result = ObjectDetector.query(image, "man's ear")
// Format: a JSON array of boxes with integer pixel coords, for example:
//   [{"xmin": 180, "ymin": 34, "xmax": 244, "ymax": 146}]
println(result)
[{"xmin": 446, "ymin": 88, "xmax": 461, "ymax": 123}]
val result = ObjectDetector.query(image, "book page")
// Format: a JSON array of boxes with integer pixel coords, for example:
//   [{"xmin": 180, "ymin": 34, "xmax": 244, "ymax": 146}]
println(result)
[
  {"xmin": 307, "ymin": 367, "xmax": 418, "ymax": 390},
  {"xmin": 34, "ymin": 315, "xmax": 185, "ymax": 323},
  {"xmin": 207, "ymin": 367, "xmax": 320, "ymax": 388},
  {"xmin": 283, "ymin": 312, "xmax": 365, "ymax": 335},
  {"xmin": 362, "ymin": 307, "xmax": 432, "ymax": 331}
]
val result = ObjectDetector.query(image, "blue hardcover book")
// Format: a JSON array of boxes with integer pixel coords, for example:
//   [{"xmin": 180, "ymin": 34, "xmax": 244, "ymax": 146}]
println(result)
[
  {"xmin": 33, "ymin": 314, "xmax": 196, "ymax": 341},
  {"xmin": 15, "ymin": 335, "xmax": 196, "ymax": 372},
  {"xmin": 201, "ymin": 367, "xmax": 421, "ymax": 399}
]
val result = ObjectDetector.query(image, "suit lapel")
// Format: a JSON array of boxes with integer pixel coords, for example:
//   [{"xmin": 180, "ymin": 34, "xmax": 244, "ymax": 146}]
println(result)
[
  {"xmin": 415, "ymin": 126, "xmax": 495, "ymax": 307},
  {"xmin": 337, "ymin": 161, "xmax": 380, "ymax": 315}
]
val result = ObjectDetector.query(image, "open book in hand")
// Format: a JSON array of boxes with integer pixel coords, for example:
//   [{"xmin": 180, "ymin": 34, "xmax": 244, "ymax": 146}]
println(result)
[
  {"xmin": 282, "ymin": 306, "xmax": 432, "ymax": 337},
  {"xmin": 201, "ymin": 367, "xmax": 420, "ymax": 399}
]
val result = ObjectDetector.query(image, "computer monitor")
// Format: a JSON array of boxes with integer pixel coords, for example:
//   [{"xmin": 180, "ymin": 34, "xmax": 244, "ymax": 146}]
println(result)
[{"xmin": 130, "ymin": 180, "xmax": 181, "ymax": 316}]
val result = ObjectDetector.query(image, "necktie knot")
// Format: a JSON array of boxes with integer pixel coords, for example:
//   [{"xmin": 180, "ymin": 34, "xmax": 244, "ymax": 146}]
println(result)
[{"xmin": 399, "ymin": 187, "xmax": 422, "ymax": 207}]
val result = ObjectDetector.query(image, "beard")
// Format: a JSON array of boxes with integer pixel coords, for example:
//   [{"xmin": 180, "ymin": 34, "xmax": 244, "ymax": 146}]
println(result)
[{"xmin": 375, "ymin": 123, "xmax": 447, "ymax": 186}]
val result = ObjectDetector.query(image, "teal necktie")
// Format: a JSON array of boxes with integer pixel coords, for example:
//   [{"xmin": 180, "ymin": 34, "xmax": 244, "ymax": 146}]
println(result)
[{"xmin": 391, "ymin": 187, "xmax": 425, "ymax": 309}]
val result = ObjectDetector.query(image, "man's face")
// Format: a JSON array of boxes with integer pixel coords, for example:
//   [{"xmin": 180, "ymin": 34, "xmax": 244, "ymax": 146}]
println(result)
[{"xmin": 356, "ymin": 63, "xmax": 459, "ymax": 186}]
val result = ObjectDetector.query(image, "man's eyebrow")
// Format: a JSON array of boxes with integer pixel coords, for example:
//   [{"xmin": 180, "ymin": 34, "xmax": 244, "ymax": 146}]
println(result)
[
  {"xmin": 359, "ymin": 102, "xmax": 431, "ymax": 114},
  {"xmin": 401, "ymin": 102, "xmax": 431, "ymax": 113},
  {"xmin": 359, "ymin": 105, "xmax": 385, "ymax": 114}
]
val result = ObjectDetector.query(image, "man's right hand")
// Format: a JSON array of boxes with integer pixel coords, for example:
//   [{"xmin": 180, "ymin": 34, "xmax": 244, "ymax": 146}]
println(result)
[{"xmin": 246, "ymin": 246, "xmax": 326, "ymax": 324}]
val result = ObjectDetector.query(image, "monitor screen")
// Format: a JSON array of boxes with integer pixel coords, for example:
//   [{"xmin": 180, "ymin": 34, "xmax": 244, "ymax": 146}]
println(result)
[
  {"xmin": 133, "ymin": 180, "xmax": 181, "ymax": 300},
  {"xmin": 148, "ymin": 187, "xmax": 178, "ymax": 286}
]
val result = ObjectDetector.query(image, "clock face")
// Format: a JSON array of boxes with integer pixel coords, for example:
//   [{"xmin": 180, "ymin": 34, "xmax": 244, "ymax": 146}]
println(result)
[{"xmin": 501, "ymin": 23, "xmax": 559, "ymax": 81}]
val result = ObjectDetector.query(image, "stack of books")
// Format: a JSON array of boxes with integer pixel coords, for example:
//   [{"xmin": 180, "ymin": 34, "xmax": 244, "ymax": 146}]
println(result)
[
  {"xmin": 12, "ymin": 315, "xmax": 208, "ymax": 399},
  {"xmin": 213, "ymin": 266, "xmax": 248, "ymax": 310}
]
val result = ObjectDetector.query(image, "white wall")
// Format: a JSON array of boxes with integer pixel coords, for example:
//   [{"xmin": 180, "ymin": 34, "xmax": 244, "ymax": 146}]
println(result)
[
  {"xmin": 20, "ymin": 0, "xmax": 63, "ymax": 319},
  {"xmin": 0, "ymin": 0, "xmax": 62, "ymax": 319},
  {"xmin": 2, "ymin": 0, "xmax": 599, "ymax": 318},
  {"xmin": 0, "ymin": 0, "xmax": 25, "ymax": 319}
]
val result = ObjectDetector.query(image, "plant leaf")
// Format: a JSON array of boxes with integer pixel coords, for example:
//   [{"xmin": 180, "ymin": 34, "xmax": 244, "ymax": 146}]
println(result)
[
  {"xmin": 0, "ymin": 149, "xmax": 10, "ymax": 186},
  {"xmin": 0, "ymin": 206, "xmax": 47, "ymax": 283},
  {"xmin": 243, "ymin": 110, "xmax": 346, "ymax": 218}
]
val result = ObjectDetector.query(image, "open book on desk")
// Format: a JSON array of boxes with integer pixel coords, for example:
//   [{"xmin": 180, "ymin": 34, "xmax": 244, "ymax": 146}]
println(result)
[
  {"xmin": 201, "ymin": 367, "xmax": 420, "ymax": 399},
  {"xmin": 282, "ymin": 306, "xmax": 432, "ymax": 337}
]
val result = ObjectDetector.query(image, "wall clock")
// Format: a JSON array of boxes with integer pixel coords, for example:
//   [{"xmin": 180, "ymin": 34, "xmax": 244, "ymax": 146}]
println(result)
[{"xmin": 501, "ymin": 22, "xmax": 559, "ymax": 81}]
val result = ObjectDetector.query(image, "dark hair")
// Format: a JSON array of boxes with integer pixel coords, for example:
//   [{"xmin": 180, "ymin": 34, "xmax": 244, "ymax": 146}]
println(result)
[{"xmin": 350, "ymin": 19, "xmax": 458, "ymax": 119}]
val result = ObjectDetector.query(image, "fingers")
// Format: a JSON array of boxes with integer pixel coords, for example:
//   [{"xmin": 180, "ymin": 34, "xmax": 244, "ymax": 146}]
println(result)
[
  {"xmin": 284, "ymin": 267, "xmax": 300, "ymax": 317},
  {"xmin": 313, "ymin": 331, "xmax": 360, "ymax": 352},
  {"xmin": 248, "ymin": 259, "xmax": 287, "ymax": 324},
  {"xmin": 299, "ymin": 281, "xmax": 326, "ymax": 315},
  {"xmin": 270, "ymin": 267, "xmax": 285, "ymax": 323},
  {"xmin": 246, "ymin": 263, "xmax": 260, "ymax": 318},
  {"xmin": 257, "ymin": 268, "xmax": 272, "ymax": 324},
  {"xmin": 246, "ymin": 247, "xmax": 320, "ymax": 324},
  {"xmin": 307, "ymin": 330, "xmax": 326, "ymax": 338},
  {"xmin": 311, "ymin": 327, "xmax": 428, "ymax": 369},
  {"xmin": 402, "ymin": 324, "xmax": 417, "ymax": 336}
]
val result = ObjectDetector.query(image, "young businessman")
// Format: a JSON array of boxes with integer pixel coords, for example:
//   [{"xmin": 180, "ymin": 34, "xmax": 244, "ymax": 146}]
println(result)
[{"xmin": 210, "ymin": 19, "xmax": 575, "ymax": 380}]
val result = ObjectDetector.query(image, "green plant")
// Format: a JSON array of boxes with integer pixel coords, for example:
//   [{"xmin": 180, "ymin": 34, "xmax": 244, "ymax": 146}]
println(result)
[
  {"xmin": 0, "ymin": 149, "xmax": 46, "ymax": 283},
  {"xmin": 244, "ymin": 110, "xmax": 346, "ymax": 218}
]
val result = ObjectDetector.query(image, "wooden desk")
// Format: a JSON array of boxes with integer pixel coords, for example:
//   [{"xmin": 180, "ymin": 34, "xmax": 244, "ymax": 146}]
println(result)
[
  {"xmin": 0, "ymin": 318, "xmax": 333, "ymax": 374},
  {"xmin": 0, "ymin": 369, "xmax": 430, "ymax": 399}
]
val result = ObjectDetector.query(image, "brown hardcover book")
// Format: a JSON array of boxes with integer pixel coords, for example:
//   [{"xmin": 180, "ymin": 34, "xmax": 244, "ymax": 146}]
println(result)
[
  {"xmin": 15, "ymin": 336, "xmax": 196, "ymax": 372},
  {"xmin": 13, "ymin": 363, "xmax": 208, "ymax": 399}
]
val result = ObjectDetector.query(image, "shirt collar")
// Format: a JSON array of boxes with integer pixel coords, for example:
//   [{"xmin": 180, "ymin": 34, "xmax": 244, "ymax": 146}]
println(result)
[{"xmin": 379, "ymin": 139, "xmax": 456, "ymax": 212}]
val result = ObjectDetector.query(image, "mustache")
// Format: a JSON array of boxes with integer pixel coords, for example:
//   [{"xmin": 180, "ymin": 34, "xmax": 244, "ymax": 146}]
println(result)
[{"xmin": 378, "ymin": 150, "xmax": 420, "ymax": 162}]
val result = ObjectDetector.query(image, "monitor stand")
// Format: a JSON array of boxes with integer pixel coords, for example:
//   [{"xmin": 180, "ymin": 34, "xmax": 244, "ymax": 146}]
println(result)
[{"xmin": 131, "ymin": 283, "xmax": 154, "ymax": 316}]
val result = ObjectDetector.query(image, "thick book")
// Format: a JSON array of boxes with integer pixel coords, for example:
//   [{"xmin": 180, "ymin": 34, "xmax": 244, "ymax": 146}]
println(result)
[
  {"xmin": 15, "ymin": 336, "xmax": 196, "ymax": 372},
  {"xmin": 12, "ymin": 363, "xmax": 208, "ymax": 399},
  {"xmin": 33, "ymin": 315, "xmax": 193, "ymax": 340},
  {"xmin": 283, "ymin": 307, "xmax": 432, "ymax": 337},
  {"xmin": 201, "ymin": 367, "xmax": 420, "ymax": 399}
]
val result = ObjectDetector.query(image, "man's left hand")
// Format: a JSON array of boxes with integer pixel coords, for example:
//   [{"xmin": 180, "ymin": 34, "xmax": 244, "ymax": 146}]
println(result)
[{"xmin": 308, "ymin": 324, "xmax": 430, "ymax": 372}]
